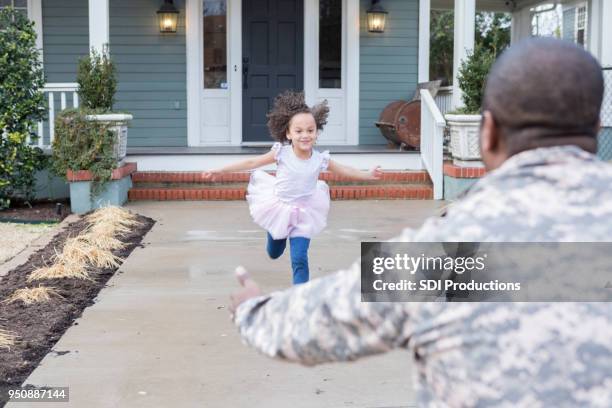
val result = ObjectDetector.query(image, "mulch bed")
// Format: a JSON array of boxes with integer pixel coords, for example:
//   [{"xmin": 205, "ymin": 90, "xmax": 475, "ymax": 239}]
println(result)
[
  {"xmin": 0, "ymin": 200, "xmax": 71, "ymax": 223},
  {"xmin": 0, "ymin": 213, "xmax": 154, "ymax": 406}
]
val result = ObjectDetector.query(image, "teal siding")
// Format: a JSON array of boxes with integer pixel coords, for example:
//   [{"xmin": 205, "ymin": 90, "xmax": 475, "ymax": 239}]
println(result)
[
  {"xmin": 110, "ymin": 0, "xmax": 187, "ymax": 147},
  {"xmin": 359, "ymin": 0, "xmax": 419, "ymax": 145},
  {"xmin": 563, "ymin": 8, "xmax": 575, "ymax": 42},
  {"xmin": 42, "ymin": 0, "xmax": 89, "ymax": 83}
]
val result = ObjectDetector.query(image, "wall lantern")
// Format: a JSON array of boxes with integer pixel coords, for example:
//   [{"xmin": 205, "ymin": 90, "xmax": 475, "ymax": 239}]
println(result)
[
  {"xmin": 367, "ymin": 0, "xmax": 387, "ymax": 33},
  {"xmin": 157, "ymin": 0, "xmax": 179, "ymax": 33}
]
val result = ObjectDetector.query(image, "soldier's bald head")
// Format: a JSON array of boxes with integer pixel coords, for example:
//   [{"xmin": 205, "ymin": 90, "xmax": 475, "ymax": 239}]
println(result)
[{"xmin": 482, "ymin": 38, "xmax": 603, "ymax": 155}]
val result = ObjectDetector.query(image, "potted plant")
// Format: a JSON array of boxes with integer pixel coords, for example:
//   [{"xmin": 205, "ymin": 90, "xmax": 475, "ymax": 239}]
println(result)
[
  {"xmin": 77, "ymin": 47, "xmax": 132, "ymax": 163},
  {"xmin": 52, "ymin": 47, "xmax": 136, "ymax": 214},
  {"xmin": 445, "ymin": 47, "xmax": 494, "ymax": 165}
]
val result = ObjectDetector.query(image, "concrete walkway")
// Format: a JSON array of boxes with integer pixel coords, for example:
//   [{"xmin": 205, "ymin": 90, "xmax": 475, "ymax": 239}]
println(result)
[{"xmin": 13, "ymin": 201, "xmax": 445, "ymax": 408}]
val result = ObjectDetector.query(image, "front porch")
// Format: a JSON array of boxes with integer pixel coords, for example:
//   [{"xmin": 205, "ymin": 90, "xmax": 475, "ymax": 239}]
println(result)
[
  {"xmin": 125, "ymin": 144, "xmax": 423, "ymax": 171},
  {"xmin": 417, "ymin": 0, "xmax": 612, "ymax": 200},
  {"xmin": 419, "ymin": 0, "xmax": 612, "ymax": 107},
  {"xmin": 27, "ymin": 0, "xmax": 612, "ymax": 203}
]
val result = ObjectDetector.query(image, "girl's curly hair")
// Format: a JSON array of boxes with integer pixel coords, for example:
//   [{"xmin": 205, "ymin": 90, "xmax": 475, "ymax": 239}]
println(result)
[{"xmin": 266, "ymin": 90, "xmax": 329, "ymax": 143}]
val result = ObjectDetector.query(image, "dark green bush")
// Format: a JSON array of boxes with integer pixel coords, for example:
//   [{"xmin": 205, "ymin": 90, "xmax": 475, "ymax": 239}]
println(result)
[
  {"xmin": 0, "ymin": 7, "xmax": 47, "ymax": 209},
  {"xmin": 51, "ymin": 109, "xmax": 117, "ymax": 196},
  {"xmin": 77, "ymin": 48, "xmax": 116, "ymax": 111},
  {"xmin": 456, "ymin": 47, "xmax": 495, "ymax": 114}
]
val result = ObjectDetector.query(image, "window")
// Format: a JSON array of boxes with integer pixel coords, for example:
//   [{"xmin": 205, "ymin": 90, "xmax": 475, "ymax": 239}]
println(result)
[
  {"xmin": 0, "ymin": 0, "xmax": 27, "ymax": 17},
  {"xmin": 203, "ymin": 0, "xmax": 227, "ymax": 89},
  {"xmin": 319, "ymin": 0, "xmax": 342, "ymax": 89},
  {"xmin": 0, "ymin": 0, "xmax": 26, "ymax": 13},
  {"xmin": 0, "ymin": 0, "xmax": 27, "ymax": 30},
  {"xmin": 575, "ymin": 5, "xmax": 587, "ymax": 47}
]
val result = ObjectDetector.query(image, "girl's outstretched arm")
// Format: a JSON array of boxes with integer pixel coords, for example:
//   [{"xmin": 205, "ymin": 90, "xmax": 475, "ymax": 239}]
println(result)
[
  {"xmin": 203, "ymin": 150, "xmax": 276, "ymax": 180},
  {"xmin": 327, "ymin": 160, "xmax": 383, "ymax": 181}
]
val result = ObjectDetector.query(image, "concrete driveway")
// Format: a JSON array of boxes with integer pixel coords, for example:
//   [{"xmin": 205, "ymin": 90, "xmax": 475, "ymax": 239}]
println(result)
[{"xmin": 12, "ymin": 200, "xmax": 445, "ymax": 408}]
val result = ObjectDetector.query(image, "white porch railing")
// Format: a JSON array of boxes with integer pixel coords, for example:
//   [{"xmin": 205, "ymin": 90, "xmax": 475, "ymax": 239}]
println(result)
[
  {"xmin": 33, "ymin": 83, "xmax": 79, "ymax": 148},
  {"xmin": 420, "ymin": 89, "xmax": 445, "ymax": 200},
  {"xmin": 434, "ymin": 86, "xmax": 453, "ymax": 115}
]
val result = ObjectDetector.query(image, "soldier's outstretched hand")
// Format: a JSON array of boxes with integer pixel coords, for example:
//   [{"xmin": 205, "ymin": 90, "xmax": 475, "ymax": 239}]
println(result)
[{"xmin": 229, "ymin": 266, "xmax": 262, "ymax": 318}]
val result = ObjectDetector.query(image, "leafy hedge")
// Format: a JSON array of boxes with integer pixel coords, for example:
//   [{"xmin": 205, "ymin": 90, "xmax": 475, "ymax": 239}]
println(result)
[
  {"xmin": 456, "ymin": 47, "xmax": 496, "ymax": 114},
  {"xmin": 76, "ymin": 48, "xmax": 116, "ymax": 112},
  {"xmin": 0, "ymin": 7, "xmax": 47, "ymax": 209},
  {"xmin": 51, "ymin": 110, "xmax": 117, "ymax": 195}
]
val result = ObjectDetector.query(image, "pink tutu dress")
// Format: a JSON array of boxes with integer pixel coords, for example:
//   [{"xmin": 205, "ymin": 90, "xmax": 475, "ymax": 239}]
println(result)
[{"xmin": 246, "ymin": 143, "xmax": 331, "ymax": 240}]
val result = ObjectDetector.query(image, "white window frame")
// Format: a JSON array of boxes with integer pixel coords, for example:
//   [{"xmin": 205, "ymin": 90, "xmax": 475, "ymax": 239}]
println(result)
[
  {"xmin": 1, "ymin": 0, "xmax": 28, "ymax": 15},
  {"xmin": 1, "ymin": 1, "xmax": 43, "ymax": 61},
  {"xmin": 305, "ymin": 0, "xmax": 358, "ymax": 145},
  {"xmin": 574, "ymin": 2, "xmax": 587, "ymax": 47}
]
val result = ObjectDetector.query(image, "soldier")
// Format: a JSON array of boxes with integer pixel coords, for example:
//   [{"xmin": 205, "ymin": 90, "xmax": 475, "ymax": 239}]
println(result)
[{"xmin": 230, "ymin": 38, "xmax": 612, "ymax": 407}]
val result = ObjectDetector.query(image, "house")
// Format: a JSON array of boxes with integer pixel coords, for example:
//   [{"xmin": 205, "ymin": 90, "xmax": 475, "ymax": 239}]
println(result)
[{"xmin": 7, "ymin": 0, "xmax": 611, "ymax": 200}]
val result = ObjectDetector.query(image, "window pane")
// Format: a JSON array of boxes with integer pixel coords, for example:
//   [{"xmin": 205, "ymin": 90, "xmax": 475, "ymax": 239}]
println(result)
[
  {"xmin": 319, "ymin": 0, "xmax": 341, "ymax": 89},
  {"xmin": 203, "ymin": 0, "xmax": 227, "ymax": 89},
  {"xmin": 577, "ymin": 7, "xmax": 586, "ymax": 29},
  {"xmin": 14, "ymin": 0, "xmax": 27, "ymax": 8},
  {"xmin": 0, "ymin": 0, "xmax": 12, "ymax": 7},
  {"xmin": 577, "ymin": 29, "xmax": 585, "ymax": 46}
]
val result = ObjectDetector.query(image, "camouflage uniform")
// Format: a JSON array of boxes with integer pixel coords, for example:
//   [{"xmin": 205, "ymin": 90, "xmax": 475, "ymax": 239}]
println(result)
[{"xmin": 234, "ymin": 146, "xmax": 612, "ymax": 407}]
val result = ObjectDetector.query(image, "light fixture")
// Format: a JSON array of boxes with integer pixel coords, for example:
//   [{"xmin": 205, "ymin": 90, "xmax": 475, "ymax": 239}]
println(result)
[
  {"xmin": 157, "ymin": 0, "xmax": 179, "ymax": 33},
  {"xmin": 367, "ymin": 0, "xmax": 387, "ymax": 33}
]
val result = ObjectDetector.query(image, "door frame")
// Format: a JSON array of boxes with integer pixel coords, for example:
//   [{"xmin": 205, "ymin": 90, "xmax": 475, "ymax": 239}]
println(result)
[{"xmin": 186, "ymin": 0, "xmax": 359, "ymax": 146}]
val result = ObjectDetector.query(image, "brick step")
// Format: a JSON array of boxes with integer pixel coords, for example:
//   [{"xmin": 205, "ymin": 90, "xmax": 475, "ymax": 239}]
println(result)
[
  {"xmin": 128, "ymin": 184, "xmax": 433, "ymax": 201},
  {"xmin": 133, "ymin": 179, "xmax": 431, "ymax": 188},
  {"xmin": 132, "ymin": 171, "xmax": 431, "ymax": 184}
]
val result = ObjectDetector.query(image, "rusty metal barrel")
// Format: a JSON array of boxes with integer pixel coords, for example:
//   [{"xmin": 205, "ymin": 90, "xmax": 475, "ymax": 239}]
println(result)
[{"xmin": 375, "ymin": 100, "xmax": 421, "ymax": 149}]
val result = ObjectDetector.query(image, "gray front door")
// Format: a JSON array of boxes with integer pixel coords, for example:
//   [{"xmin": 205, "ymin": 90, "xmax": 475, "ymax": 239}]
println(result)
[{"xmin": 242, "ymin": 0, "xmax": 304, "ymax": 143}]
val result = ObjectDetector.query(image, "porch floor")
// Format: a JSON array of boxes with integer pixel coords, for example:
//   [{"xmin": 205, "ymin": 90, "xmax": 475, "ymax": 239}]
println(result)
[{"xmin": 126, "ymin": 144, "xmax": 417, "ymax": 156}]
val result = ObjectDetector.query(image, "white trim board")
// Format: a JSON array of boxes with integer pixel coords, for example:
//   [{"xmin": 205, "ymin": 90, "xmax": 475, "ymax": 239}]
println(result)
[
  {"xmin": 186, "ymin": 0, "xmax": 201, "ymax": 147},
  {"xmin": 27, "ymin": 0, "xmax": 43, "ymax": 62},
  {"xmin": 418, "ymin": 0, "xmax": 430, "ymax": 83},
  {"xmin": 304, "ymin": 0, "xmax": 356, "ymax": 145},
  {"xmin": 128, "ymin": 153, "xmax": 424, "ymax": 171},
  {"xmin": 88, "ymin": 0, "xmax": 109, "ymax": 53}
]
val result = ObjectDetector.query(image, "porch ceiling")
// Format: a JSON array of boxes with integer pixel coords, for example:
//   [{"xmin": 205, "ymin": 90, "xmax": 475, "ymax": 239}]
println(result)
[{"xmin": 431, "ymin": 0, "xmax": 565, "ymax": 13}]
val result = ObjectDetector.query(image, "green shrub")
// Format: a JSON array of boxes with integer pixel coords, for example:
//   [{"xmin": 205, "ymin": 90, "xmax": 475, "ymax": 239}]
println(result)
[
  {"xmin": 77, "ymin": 48, "xmax": 116, "ymax": 112},
  {"xmin": 51, "ymin": 109, "xmax": 117, "ymax": 196},
  {"xmin": 0, "ymin": 7, "xmax": 48, "ymax": 209},
  {"xmin": 52, "ymin": 48, "xmax": 122, "ymax": 196},
  {"xmin": 456, "ymin": 47, "xmax": 495, "ymax": 114}
]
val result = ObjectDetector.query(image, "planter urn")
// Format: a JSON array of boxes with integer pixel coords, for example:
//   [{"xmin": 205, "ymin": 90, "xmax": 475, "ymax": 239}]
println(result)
[
  {"xmin": 85, "ymin": 113, "xmax": 133, "ymax": 163},
  {"xmin": 445, "ymin": 113, "xmax": 483, "ymax": 167}
]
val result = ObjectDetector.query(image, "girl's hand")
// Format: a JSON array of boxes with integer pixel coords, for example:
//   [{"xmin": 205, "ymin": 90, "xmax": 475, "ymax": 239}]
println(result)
[
  {"xmin": 369, "ymin": 166, "xmax": 383, "ymax": 180},
  {"xmin": 202, "ymin": 169, "xmax": 221, "ymax": 181}
]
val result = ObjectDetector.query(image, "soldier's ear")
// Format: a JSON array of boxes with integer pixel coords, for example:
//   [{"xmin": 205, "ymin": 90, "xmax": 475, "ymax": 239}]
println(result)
[
  {"xmin": 480, "ymin": 111, "xmax": 507, "ymax": 171},
  {"xmin": 480, "ymin": 111, "xmax": 499, "ymax": 154}
]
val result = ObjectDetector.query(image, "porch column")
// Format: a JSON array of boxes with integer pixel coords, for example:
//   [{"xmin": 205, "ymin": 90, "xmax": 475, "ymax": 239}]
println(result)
[
  {"xmin": 510, "ymin": 6, "xmax": 532, "ymax": 44},
  {"xmin": 452, "ymin": 0, "xmax": 476, "ymax": 109},
  {"xmin": 418, "ymin": 0, "xmax": 431, "ymax": 83},
  {"xmin": 600, "ymin": 0, "xmax": 612, "ymax": 67},
  {"xmin": 89, "ymin": 0, "xmax": 109, "ymax": 53},
  {"xmin": 587, "ymin": 0, "xmax": 601, "ymax": 60}
]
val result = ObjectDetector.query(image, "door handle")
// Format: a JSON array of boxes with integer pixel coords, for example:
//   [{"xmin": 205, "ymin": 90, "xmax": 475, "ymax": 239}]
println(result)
[{"xmin": 243, "ymin": 57, "xmax": 249, "ymax": 89}]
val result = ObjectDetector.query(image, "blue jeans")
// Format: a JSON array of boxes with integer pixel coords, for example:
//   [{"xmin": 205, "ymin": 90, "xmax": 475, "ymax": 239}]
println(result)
[{"xmin": 266, "ymin": 232, "xmax": 311, "ymax": 284}]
